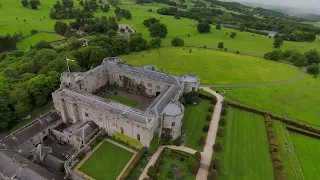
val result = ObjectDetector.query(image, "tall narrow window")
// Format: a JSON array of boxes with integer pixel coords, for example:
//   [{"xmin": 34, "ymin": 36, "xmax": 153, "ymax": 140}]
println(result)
[
  {"xmin": 121, "ymin": 127, "xmax": 124, "ymax": 134},
  {"xmin": 137, "ymin": 134, "xmax": 140, "ymax": 141},
  {"xmin": 171, "ymin": 122, "xmax": 175, "ymax": 127}
]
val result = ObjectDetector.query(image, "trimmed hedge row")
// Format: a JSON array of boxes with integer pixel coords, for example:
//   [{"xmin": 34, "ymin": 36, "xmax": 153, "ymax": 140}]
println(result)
[
  {"xmin": 199, "ymin": 93, "xmax": 217, "ymax": 104},
  {"xmin": 286, "ymin": 127, "xmax": 320, "ymax": 140},
  {"xmin": 264, "ymin": 114, "xmax": 286, "ymax": 180},
  {"xmin": 227, "ymin": 101, "xmax": 320, "ymax": 135},
  {"xmin": 119, "ymin": 147, "xmax": 147, "ymax": 180}
]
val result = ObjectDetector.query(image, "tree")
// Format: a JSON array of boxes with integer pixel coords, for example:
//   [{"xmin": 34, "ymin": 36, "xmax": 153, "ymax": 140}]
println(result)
[
  {"xmin": 62, "ymin": 0, "xmax": 73, "ymax": 8},
  {"xmin": 149, "ymin": 38, "xmax": 162, "ymax": 48},
  {"xmin": 273, "ymin": 38, "xmax": 283, "ymax": 48},
  {"xmin": 107, "ymin": 29, "xmax": 117, "ymax": 37},
  {"xmin": 54, "ymin": 21, "xmax": 68, "ymax": 36},
  {"xmin": 304, "ymin": 49, "xmax": 320, "ymax": 64},
  {"xmin": 102, "ymin": 4, "xmax": 110, "ymax": 12},
  {"xmin": 171, "ymin": 37, "xmax": 184, "ymax": 46},
  {"xmin": 147, "ymin": 166, "xmax": 156, "ymax": 178},
  {"xmin": 197, "ymin": 23, "xmax": 211, "ymax": 33},
  {"xmin": 194, "ymin": 151, "xmax": 201, "ymax": 162},
  {"xmin": 129, "ymin": 33, "xmax": 148, "ymax": 52},
  {"xmin": 142, "ymin": 17, "xmax": 160, "ymax": 27},
  {"xmin": 213, "ymin": 141, "xmax": 223, "ymax": 152},
  {"xmin": 21, "ymin": 0, "xmax": 29, "ymax": 7},
  {"xmin": 29, "ymin": 0, "xmax": 40, "ymax": 9},
  {"xmin": 230, "ymin": 32, "xmax": 236, "ymax": 38},
  {"xmin": 79, "ymin": 0, "xmax": 84, "ymax": 6},
  {"xmin": 198, "ymin": 136, "xmax": 205, "ymax": 146},
  {"xmin": 216, "ymin": 24, "xmax": 221, "ymax": 30},
  {"xmin": 307, "ymin": 63, "xmax": 319, "ymax": 74},
  {"xmin": 89, "ymin": 46, "xmax": 109, "ymax": 67},
  {"xmin": 218, "ymin": 42, "xmax": 224, "ymax": 50},
  {"xmin": 174, "ymin": 14, "xmax": 180, "ymax": 19},
  {"xmin": 149, "ymin": 23, "xmax": 168, "ymax": 38},
  {"xmin": 33, "ymin": 41, "xmax": 52, "ymax": 50},
  {"xmin": 207, "ymin": 169, "xmax": 218, "ymax": 180},
  {"xmin": 264, "ymin": 50, "xmax": 282, "ymax": 61}
]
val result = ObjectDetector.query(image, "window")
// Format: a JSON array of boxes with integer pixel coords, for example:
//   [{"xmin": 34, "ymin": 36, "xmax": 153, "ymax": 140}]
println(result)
[
  {"xmin": 121, "ymin": 127, "xmax": 124, "ymax": 134},
  {"xmin": 157, "ymin": 85, "xmax": 160, "ymax": 89},
  {"xmin": 85, "ymin": 113, "xmax": 89, "ymax": 117},
  {"xmin": 147, "ymin": 83, "xmax": 152, "ymax": 87},
  {"xmin": 171, "ymin": 122, "xmax": 175, "ymax": 127},
  {"xmin": 192, "ymin": 87, "xmax": 195, "ymax": 91},
  {"xmin": 137, "ymin": 134, "xmax": 140, "ymax": 141}
]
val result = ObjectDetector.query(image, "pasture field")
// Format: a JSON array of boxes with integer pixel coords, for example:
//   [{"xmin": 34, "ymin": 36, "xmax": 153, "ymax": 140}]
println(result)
[
  {"xmin": 2, "ymin": 1, "xmax": 320, "ymax": 54},
  {"xmin": 182, "ymin": 99, "xmax": 212, "ymax": 151},
  {"xmin": 121, "ymin": 46, "xmax": 301, "ymax": 84},
  {"xmin": 290, "ymin": 133, "xmax": 320, "ymax": 180},
  {"xmin": 79, "ymin": 141, "xmax": 133, "ymax": 180},
  {"xmin": 215, "ymin": 107, "xmax": 274, "ymax": 180},
  {"xmin": 17, "ymin": 32, "xmax": 65, "ymax": 50},
  {"xmin": 213, "ymin": 74, "xmax": 320, "ymax": 127}
]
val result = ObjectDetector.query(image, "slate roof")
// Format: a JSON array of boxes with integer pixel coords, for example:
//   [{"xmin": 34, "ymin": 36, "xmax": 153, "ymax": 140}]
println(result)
[
  {"xmin": 15, "ymin": 141, "xmax": 35, "ymax": 158},
  {"xmin": 3, "ymin": 111, "xmax": 61, "ymax": 150},
  {"xmin": 31, "ymin": 145, "xmax": 64, "ymax": 172},
  {"xmin": 73, "ymin": 121, "xmax": 99, "ymax": 139},
  {"xmin": 0, "ymin": 150, "xmax": 62, "ymax": 180},
  {"xmin": 60, "ymin": 88, "xmax": 157, "ymax": 126}
]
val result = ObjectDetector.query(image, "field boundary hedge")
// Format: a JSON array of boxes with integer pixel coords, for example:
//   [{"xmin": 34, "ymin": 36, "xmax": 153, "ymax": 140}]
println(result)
[
  {"xmin": 199, "ymin": 93, "xmax": 217, "ymax": 103},
  {"xmin": 118, "ymin": 147, "xmax": 147, "ymax": 180},
  {"xmin": 264, "ymin": 114, "xmax": 286, "ymax": 180},
  {"xmin": 225, "ymin": 101, "xmax": 320, "ymax": 135},
  {"xmin": 286, "ymin": 127, "xmax": 320, "ymax": 140}
]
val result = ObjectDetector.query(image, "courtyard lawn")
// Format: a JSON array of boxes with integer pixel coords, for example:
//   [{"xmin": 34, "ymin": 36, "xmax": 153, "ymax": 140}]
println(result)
[
  {"xmin": 79, "ymin": 141, "xmax": 133, "ymax": 180},
  {"xmin": 106, "ymin": 93, "xmax": 139, "ymax": 107},
  {"xmin": 121, "ymin": 46, "xmax": 301, "ymax": 85},
  {"xmin": 213, "ymin": 74, "xmax": 320, "ymax": 127},
  {"xmin": 182, "ymin": 99, "xmax": 212, "ymax": 151},
  {"xmin": 17, "ymin": 32, "xmax": 65, "ymax": 50},
  {"xmin": 215, "ymin": 107, "xmax": 274, "ymax": 180},
  {"xmin": 290, "ymin": 133, "xmax": 320, "ymax": 180}
]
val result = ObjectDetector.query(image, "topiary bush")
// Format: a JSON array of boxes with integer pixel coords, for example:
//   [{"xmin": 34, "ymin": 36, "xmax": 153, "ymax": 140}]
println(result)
[
  {"xmin": 217, "ymin": 128, "xmax": 224, "ymax": 137},
  {"xmin": 213, "ymin": 141, "xmax": 223, "ymax": 152},
  {"xmin": 203, "ymin": 125, "xmax": 210, "ymax": 132},
  {"xmin": 206, "ymin": 114, "xmax": 212, "ymax": 121},
  {"xmin": 207, "ymin": 169, "xmax": 218, "ymax": 180},
  {"xmin": 194, "ymin": 151, "xmax": 201, "ymax": 162},
  {"xmin": 190, "ymin": 162, "xmax": 199, "ymax": 174},
  {"xmin": 208, "ymin": 106, "xmax": 214, "ymax": 113},
  {"xmin": 147, "ymin": 166, "xmax": 156, "ymax": 178},
  {"xmin": 219, "ymin": 117, "xmax": 226, "ymax": 126},
  {"xmin": 198, "ymin": 136, "xmax": 205, "ymax": 146},
  {"xmin": 212, "ymin": 157, "xmax": 220, "ymax": 170},
  {"xmin": 221, "ymin": 108, "xmax": 227, "ymax": 115}
]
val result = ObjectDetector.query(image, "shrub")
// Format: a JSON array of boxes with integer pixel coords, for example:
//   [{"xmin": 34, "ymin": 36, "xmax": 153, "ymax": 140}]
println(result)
[
  {"xmin": 33, "ymin": 41, "xmax": 52, "ymax": 50},
  {"xmin": 190, "ymin": 162, "xmax": 199, "ymax": 174},
  {"xmin": 148, "ymin": 9, "xmax": 152, "ymax": 12},
  {"xmin": 224, "ymin": 48, "xmax": 228, "ymax": 51},
  {"xmin": 76, "ymin": 150, "xmax": 86, "ymax": 160},
  {"xmin": 212, "ymin": 157, "xmax": 220, "ymax": 170},
  {"xmin": 207, "ymin": 169, "xmax": 218, "ymax": 180},
  {"xmin": 31, "ymin": 29, "xmax": 38, "ymax": 34},
  {"xmin": 307, "ymin": 63, "xmax": 319, "ymax": 75},
  {"xmin": 213, "ymin": 141, "xmax": 223, "ymax": 152},
  {"xmin": 147, "ymin": 166, "xmax": 156, "ymax": 178},
  {"xmin": 236, "ymin": 50, "xmax": 240, "ymax": 54},
  {"xmin": 221, "ymin": 108, "xmax": 227, "ymax": 115},
  {"xmin": 219, "ymin": 117, "xmax": 226, "ymax": 126},
  {"xmin": 206, "ymin": 114, "xmax": 212, "ymax": 121},
  {"xmin": 217, "ymin": 128, "xmax": 224, "ymax": 137},
  {"xmin": 194, "ymin": 151, "xmax": 201, "ymax": 162},
  {"xmin": 203, "ymin": 125, "xmax": 210, "ymax": 132},
  {"xmin": 171, "ymin": 37, "xmax": 184, "ymax": 46},
  {"xmin": 119, "ymin": 147, "xmax": 146, "ymax": 179},
  {"xmin": 198, "ymin": 136, "xmax": 205, "ymax": 146},
  {"xmin": 208, "ymin": 106, "xmax": 214, "ymax": 112}
]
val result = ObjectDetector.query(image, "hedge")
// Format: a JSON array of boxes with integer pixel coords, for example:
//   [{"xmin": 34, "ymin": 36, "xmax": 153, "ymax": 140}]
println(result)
[
  {"xmin": 286, "ymin": 127, "xmax": 320, "ymax": 140},
  {"xmin": 119, "ymin": 147, "xmax": 147, "ymax": 180},
  {"xmin": 199, "ymin": 93, "xmax": 217, "ymax": 104},
  {"xmin": 227, "ymin": 101, "xmax": 320, "ymax": 135}
]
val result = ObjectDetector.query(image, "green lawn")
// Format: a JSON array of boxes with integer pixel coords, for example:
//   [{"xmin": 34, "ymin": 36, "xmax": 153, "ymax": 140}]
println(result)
[
  {"xmin": 106, "ymin": 93, "xmax": 139, "ymax": 107},
  {"xmin": 290, "ymin": 133, "xmax": 320, "ymax": 180},
  {"xmin": 215, "ymin": 107, "xmax": 274, "ymax": 180},
  {"xmin": 79, "ymin": 141, "xmax": 134, "ymax": 180},
  {"xmin": 121, "ymin": 46, "xmax": 301, "ymax": 85},
  {"xmin": 213, "ymin": 74, "xmax": 320, "ymax": 127},
  {"xmin": 182, "ymin": 99, "xmax": 212, "ymax": 151},
  {"xmin": 17, "ymin": 32, "xmax": 65, "ymax": 50}
]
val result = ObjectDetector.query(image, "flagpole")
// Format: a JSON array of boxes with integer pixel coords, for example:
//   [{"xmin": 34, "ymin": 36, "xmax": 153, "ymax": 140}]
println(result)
[{"xmin": 66, "ymin": 57, "xmax": 70, "ymax": 72}]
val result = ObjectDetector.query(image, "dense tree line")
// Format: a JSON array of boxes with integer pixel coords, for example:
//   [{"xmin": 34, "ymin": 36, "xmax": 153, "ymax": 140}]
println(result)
[
  {"xmin": 21, "ymin": 0, "xmax": 41, "ymax": 9},
  {"xmin": 115, "ymin": 7, "xmax": 132, "ymax": 20},
  {"xmin": 0, "ymin": 34, "xmax": 21, "ymax": 53},
  {"xmin": 264, "ymin": 49, "xmax": 320, "ymax": 74}
]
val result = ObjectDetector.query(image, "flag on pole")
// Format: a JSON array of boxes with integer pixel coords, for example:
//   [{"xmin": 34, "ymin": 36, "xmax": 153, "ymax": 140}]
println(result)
[{"xmin": 66, "ymin": 57, "xmax": 75, "ymax": 61}]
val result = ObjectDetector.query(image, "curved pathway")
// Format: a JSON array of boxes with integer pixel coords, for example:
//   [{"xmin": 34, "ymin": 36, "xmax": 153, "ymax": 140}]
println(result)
[{"xmin": 201, "ymin": 67, "xmax": 306, "ymax": 88}]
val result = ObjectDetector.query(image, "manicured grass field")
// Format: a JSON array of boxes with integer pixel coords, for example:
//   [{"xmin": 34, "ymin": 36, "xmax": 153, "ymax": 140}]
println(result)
[
  {"xmin": 215, "ymin": 107, "xmax": 274, "ymax": 180},
  {"xmin": 213, "ymin": 74, "xmax": 320, "ymax": 127},
  {"xmin": 17, "ymin": 32, "xmax": 65, "ymax": 50},
  {"xmin": 79, "ymin": 141, "xmax": 133, "ymax": 180},
  {"xmin": 121, "ymin": 46, "xmax": 301, "ymax": 85},
  {"xmin": 182, "ymin": 99, "xmax": 212, "ymax": 151},
  {"xmin": 290, "ymin": 133, "xmax": 320, "ymax": 180},
  {"xmin": 106, "ymin": 93, "xmax": 139, "ymax": 107}
]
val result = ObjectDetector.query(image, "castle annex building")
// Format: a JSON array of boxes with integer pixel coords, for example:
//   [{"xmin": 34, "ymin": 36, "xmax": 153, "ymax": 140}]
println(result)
[{"xmin": 52, "ymin": 57, "xmax": 200, "ymax": 147}]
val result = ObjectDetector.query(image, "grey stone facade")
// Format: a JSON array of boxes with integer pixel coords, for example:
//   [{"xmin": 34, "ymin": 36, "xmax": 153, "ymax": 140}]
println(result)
[{"xmin": 52, "ymin": 57, "xmax": 200, "ymax": 146}]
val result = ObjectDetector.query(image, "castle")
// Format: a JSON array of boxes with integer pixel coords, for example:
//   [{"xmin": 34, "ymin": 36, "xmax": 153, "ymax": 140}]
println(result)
[{"xmin": 52, "ymin": 57, "xmax": 200, "ymax": 147}]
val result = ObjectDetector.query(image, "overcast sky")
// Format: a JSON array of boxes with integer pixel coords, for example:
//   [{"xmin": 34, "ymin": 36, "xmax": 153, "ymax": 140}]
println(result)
[{"xmin": 235, "ymin": 0, "xmax": 320, "ymax": 12}]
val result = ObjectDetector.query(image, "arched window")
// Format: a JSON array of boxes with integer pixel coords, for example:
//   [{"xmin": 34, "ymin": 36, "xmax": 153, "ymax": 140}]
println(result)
[
  {"xmin": 137, "ymin": 134, "xmax": 140, "ymax": 141},
  {"xmin": 121, "ymin": 127, "xmax": 124, "ymax": 134}
]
